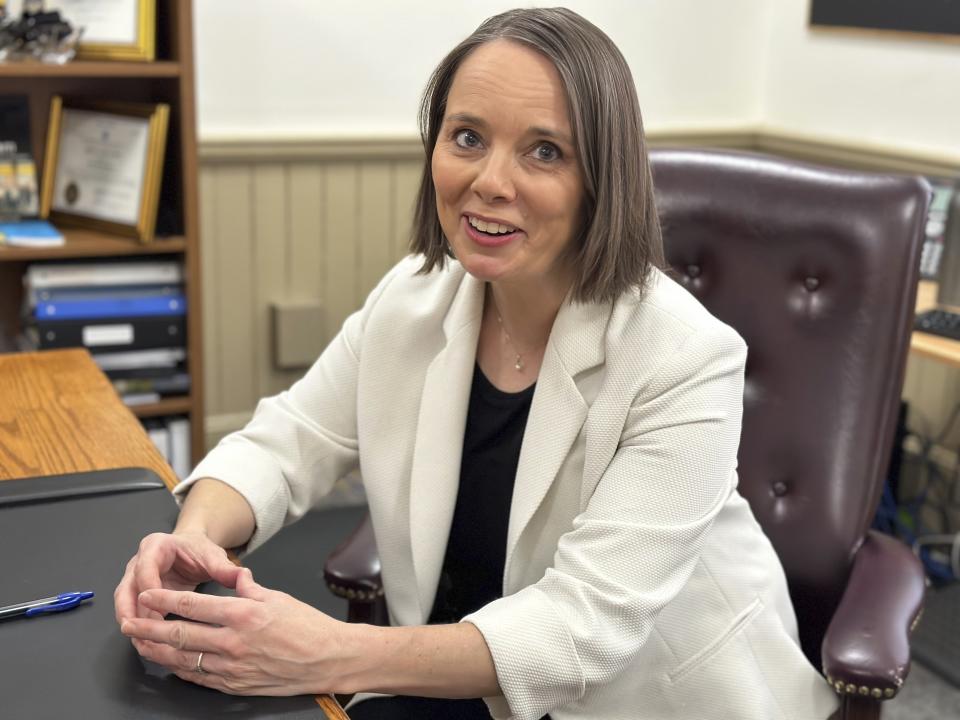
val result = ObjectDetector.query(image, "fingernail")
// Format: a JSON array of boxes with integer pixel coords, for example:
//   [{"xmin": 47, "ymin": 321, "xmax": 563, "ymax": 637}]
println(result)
[
  {"xmin": 121, "ymin": 620, "xmax": 132, "ymax": 634},
  {"xmin": 139, "ymin": 590, "xmax": 152, "ymax": 604}
]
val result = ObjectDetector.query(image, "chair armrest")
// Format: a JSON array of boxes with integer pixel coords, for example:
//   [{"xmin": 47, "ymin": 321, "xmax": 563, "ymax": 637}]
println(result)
[
  {"xmin": 323, "ymin": 511, "xmax": 383, "ymax": 601},
  {"xmin": 822, "ymin": 530, "xmax": 926, "ymax": 701}
]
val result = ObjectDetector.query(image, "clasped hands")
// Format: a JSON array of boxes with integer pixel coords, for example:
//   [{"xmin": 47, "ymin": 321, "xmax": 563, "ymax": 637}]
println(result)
[{"xmin": 114, "ymin": 531, "xmax": 350, "ymax": 696}]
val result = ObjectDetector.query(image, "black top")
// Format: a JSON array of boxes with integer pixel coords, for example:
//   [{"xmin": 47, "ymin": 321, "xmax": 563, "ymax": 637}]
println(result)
[{"xmin": 428, "ymin": 364, "xmax": 536, "ymax": 625}]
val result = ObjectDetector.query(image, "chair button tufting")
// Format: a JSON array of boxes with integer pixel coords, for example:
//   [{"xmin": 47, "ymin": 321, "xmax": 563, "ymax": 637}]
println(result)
[
  {"xmin": 772, "ymin": 481, "xmax": 788, "ymax": 497},
  {"xmin": 686, "ymin": 264, "xmax": 701, "ymax": 279},
  {"xmin": 804, "ymin": 276, "xmax": 820, "ymax": 291}
]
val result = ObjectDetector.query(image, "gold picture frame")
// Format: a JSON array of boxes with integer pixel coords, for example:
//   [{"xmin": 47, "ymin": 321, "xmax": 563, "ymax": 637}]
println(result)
[
  {"xmin": 40, "ymin": 96, "xmax": 169, "ymax": 244},
  {"xmin": 55, "ymin": 0, "xmax": 157, "ymax": 62}
]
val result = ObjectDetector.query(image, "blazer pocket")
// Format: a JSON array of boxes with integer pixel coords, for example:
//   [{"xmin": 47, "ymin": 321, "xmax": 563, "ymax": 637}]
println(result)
[{"xmin": 667, "ymin": 596, "xmax": 764, "ymax": 686}]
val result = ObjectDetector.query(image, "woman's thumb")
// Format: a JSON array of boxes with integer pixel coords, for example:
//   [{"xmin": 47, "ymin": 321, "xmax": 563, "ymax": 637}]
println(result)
[
  {"xmin": 236, "ymin": 567, "xmax": 268, "ymax": 601},
  {"xmin": 201, "ymin": 546, "xmax": 243, "ymax": 587}
]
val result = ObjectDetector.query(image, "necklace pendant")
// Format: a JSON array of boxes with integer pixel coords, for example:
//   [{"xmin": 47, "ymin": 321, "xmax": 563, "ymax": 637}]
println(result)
[{"xmin": 514, "ymin": 355, "xmax": 524, "ymax": 371}]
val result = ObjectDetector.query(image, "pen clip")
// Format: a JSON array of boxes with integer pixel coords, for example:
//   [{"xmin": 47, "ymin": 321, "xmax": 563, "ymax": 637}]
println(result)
[{"xmin": 24, "ymin": 591, "xmax": 94, "ymax": 617}]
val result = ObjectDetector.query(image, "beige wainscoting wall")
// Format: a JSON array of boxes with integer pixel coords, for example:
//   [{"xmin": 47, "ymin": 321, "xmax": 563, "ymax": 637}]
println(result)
[
  {"xmin": 197, "ymin": 132, "xmax": 960, "ymax": 485},
  {"xmin": 198, "ymin": 139, "xmax": 424, "ymax": 448}
]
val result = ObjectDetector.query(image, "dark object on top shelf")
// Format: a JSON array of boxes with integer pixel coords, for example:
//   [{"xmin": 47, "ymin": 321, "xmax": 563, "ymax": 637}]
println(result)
[{"xmin": 0, "ymin": 0, "xmax": 81, "ymax": 64}]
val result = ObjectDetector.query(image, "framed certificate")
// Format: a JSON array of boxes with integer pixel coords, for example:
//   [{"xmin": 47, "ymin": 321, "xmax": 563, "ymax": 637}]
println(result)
[
  {"xmin": 40, "ymin": 96, "xmax": 169, "ymax": 243},
  {"xmin": 50, "ymin": 0, "xmax": 157, "ymax": 61}
]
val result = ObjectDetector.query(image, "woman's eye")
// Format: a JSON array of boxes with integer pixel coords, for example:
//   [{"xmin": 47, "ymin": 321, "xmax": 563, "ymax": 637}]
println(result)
[
  {"xmin": 534, "ymin": 142, "xmax": 561, "ymax": 162},
  {"xmin": 454, "ymin": 130, "xmax": 482, "ymax": 149}
]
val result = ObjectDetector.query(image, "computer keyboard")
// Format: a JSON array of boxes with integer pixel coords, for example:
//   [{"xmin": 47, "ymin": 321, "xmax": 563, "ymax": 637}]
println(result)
[{"xmin": 915, "ymin": 309, "xmax": 960, "ymax": 341}]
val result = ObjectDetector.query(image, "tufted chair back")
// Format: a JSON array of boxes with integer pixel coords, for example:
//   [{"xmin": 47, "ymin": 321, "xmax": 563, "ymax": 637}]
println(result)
[{"xmin": 649, "ymin": 148, "xmax": 928, "ymax": 667}]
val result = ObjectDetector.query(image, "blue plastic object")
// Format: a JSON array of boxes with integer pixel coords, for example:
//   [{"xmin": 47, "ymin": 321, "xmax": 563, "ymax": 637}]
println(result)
[{"xmin": 23, "ymin": 591, "xmax": 95, "ymax": 617}]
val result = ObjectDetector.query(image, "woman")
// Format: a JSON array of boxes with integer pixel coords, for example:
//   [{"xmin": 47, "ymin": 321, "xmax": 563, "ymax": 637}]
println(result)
[{"xmin": 115, "ymin": 8, "xmax": 839, "ymax": 720}]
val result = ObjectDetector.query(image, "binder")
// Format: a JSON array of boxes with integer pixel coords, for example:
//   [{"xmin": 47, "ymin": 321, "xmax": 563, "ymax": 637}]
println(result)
[
  {"xmin": 122, "ymin": 392, "xmax": 162, "ymax": 406},
  {"xmin": 168, "ymin": 417, "xmax": 191, "ymax": 480},
  {"xmin": 29, "ymin": 283, "xmax": 184, "ymax": 307},
  {"xmin": 25, "ymin": 261, "xmax": 184, "ymax": 289},
  {"xmin": 105, "ymin": 364, "xmax": 188, "ymax": 380},
  {"xmin": 111, "ymin": 372, "xmax": 191, "ymax": 397},
  {"xmin": 34, "ymin": 294, "xmax": 187, "ymax": 321},
  {"xmin": 92, "ymin": 347, "xmax": 186, "ymax": 372},
  {"xmin": 29, "ymin": 315, "xmax": 186, "ymax": 353},
  {"xmin": 28, "ymin": 314, "xmax": 186, "ymax": 352},
  {"xmin": 145, "ymin": 422, "xmax": 171, "ymax": 462}
]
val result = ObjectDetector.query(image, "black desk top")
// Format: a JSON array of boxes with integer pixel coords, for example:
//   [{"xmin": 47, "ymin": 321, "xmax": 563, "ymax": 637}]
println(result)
[{"xmin": 0, "ymin": 468, "xmax": 321, "ymax": 719}]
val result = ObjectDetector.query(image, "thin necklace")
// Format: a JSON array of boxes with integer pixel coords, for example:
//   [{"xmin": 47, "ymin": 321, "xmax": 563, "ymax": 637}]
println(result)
[{"xmin": 491, "ymin": 294, "xmax": 544, "ymax": 372}]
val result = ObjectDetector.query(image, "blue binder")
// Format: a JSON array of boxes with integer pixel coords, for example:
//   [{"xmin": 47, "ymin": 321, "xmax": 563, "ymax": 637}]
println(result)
[
  {"xmin": 34, "ymin": 294, "xmax": 187, "ymax": 320},
  {"xmin": 31, "ymin": 283, "xmax": 184, "ymax": 304}
]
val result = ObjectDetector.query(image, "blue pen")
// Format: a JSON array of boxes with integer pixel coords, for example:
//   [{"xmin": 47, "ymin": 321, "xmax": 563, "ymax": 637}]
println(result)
[{"xmin": 0, "ymin": 591, "xmax": 95, "ymax": 620}]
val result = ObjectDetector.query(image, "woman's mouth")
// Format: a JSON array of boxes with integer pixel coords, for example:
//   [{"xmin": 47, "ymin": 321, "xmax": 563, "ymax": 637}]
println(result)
[{"xmin": 462, "ymin": 215, "xmax": 523, "ymax": 247}]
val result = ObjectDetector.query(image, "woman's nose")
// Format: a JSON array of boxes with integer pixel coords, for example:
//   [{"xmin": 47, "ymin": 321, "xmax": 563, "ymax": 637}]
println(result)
[{"xmin": 471, "ymin": 151, "xmax": 517, "ymax": 203}]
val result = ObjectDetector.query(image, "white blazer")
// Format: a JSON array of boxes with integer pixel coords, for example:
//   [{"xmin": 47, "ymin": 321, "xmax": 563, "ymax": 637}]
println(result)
[{"xmin": 178, "ymin": 256, "xmax": 839, "ymax": 720}]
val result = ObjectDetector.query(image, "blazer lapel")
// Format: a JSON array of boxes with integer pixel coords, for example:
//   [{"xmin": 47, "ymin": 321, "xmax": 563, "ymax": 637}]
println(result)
[
  {"xmin": 408, "ymin": 272, "xmax": 484, "ymax": 620},
  {"xmin": 504, "ymin": 298, "xmax": 610, "ymax": 583}
]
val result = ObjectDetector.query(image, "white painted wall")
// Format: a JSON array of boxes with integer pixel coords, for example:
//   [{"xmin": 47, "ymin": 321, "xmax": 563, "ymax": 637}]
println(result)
[
  {"xmin": 194, "ymin": 1, "xmax": 960, "ymax": 159},
  {"xmin": 194, "ymin": 0, "xmax": 768, "ymax": 139},
  {"xmin": 760, "ymin": 0, "xmax": 960, "ymax": 158}
]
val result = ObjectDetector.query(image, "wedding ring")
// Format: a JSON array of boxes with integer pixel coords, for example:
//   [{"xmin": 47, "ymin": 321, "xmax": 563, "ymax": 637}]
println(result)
[{"xmin": 196, "ymin": 651, "xmax": 206, "ymax": 674}]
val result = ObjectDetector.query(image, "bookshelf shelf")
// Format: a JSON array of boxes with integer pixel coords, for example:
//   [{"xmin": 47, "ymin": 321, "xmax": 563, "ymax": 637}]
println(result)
[
  {"xmin": 0, "ymin": 61, "xmax": 181, "ymax": 78},
  {"xmin": 0, "ymin": 230, "xmax": 187, "ymax": 261},
  {"xmin": 0, "ymin": 0, "xmax": 205, "ymax": 465},
  {"xmin": 132, "ymin": 396, "xmax": 192, "ymax": 418}
]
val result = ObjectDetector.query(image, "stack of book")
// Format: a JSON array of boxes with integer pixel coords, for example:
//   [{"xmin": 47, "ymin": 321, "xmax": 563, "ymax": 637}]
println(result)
[{"xmin": 21, "ymin": 260, "xmax": 189, "ymax": 406}]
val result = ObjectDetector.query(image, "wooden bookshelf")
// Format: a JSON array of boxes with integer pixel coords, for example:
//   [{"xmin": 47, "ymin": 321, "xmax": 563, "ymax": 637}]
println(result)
[
  {"xmin": 0, "ymin": 61, "xmax": 181, "ymax": 78},
  {"xmin": 0, "ymin": 0, "xmax": 205, "ymax": 465},
  {"xmin": 0, "ymin": 229, "xmax": 187, "ymax": 260},
  {"xmin": 131, "ymin": 395, "xmax": 193, "ymax": 418}
]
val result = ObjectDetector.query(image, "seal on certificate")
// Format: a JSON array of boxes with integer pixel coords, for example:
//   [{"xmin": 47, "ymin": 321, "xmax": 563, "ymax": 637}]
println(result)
[{"xmin": 64, "ymin": 181, "xmax": 79, "ymax": 206}]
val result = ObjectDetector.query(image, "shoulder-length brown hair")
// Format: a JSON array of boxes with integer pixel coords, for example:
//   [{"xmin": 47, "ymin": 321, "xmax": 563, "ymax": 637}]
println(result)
[{"xmin": 410, "ymin": 7, "xmax": 663, "ymax": 304}]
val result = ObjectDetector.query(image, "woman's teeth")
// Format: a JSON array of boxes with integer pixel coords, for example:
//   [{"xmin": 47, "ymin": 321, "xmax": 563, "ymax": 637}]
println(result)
[{"xmin": 468, "ymin": 216, "xmax": 516, "ymax": 235}]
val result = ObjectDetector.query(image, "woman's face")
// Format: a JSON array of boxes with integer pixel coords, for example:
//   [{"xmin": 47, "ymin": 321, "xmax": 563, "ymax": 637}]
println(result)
[{"xmin": 432, "ymin": 40, "xmax": 585, "ymax": 292}]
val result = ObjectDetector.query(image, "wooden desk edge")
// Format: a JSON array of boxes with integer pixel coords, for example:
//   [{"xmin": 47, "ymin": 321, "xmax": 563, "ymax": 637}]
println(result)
[
  {"xmin": 0, "ymin": 350, "xmax": 345, "ymax": 718},
  {"xmin": 0, "ymin": 349, "xmax": 179, "ymax": 487},
  {"xmin": 910, "ymin": 334, "xmax": 960, "ymax": 366},
  {"xmin": 317, "ymin": 695, "xmax": 350, "ymax": 719}
]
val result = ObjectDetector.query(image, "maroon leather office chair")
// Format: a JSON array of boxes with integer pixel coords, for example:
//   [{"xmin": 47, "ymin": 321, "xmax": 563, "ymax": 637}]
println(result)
[{"xmin": 325, "ymin": 149, "xmax": 929, "ymax": 719}]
